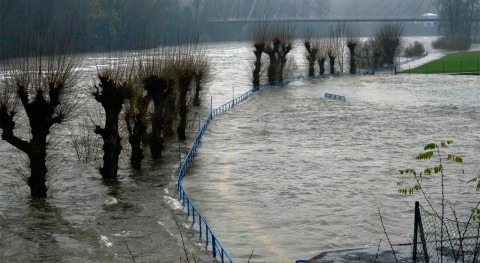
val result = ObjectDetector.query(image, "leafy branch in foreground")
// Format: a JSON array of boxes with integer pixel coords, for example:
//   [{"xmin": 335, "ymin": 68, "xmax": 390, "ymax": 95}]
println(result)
[{"xmin": 397, "ymin": 140, "xmax": 480, "ymax": 262}]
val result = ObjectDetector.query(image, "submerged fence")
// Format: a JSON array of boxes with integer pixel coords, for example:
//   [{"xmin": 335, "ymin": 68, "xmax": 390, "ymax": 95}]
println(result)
[
  {"xmin": 176, "ymin": 76, "xmax": 306, "ymax": 262},
  {"xmin": 176, "ymin": 86, "xmax": 268, "ymax": 262},
  {"xmin": 413, "ymin": 201, "xmax": 480, "ymax": 263}
]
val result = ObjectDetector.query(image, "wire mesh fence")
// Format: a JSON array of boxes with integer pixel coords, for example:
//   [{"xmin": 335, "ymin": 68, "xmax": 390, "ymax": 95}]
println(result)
[{"xmin": 413, "ymin": 201, "xmax": 480, "ymax": 263}]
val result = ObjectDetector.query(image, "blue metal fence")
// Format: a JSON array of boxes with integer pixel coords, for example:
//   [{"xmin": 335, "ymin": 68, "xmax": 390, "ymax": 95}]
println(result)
[
  {"xmin": 176, "ymin": 77, "xmax": 308, "ymax": 262},
  {"xmin": 177, "ymin": 88, "xmax": 256, "ymax": 263}
]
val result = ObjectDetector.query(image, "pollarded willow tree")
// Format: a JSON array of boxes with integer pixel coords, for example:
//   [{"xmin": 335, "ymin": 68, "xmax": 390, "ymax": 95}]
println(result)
[
  {"xmin": 304, "ymin": 31, "xmax": 319, "ymax": 77},
  {"xmin": 92, "ymin": 59, "xmax": 133, "ymax": 180},
  {"xmin": 263, "ymin": 24, "xmax": 295, "ymax": 85},
  {"xmin": 374, "ymin": 23, "xmax": 404, "ymax": 66},
  {"xmin": 0, "ymin": 36, "xmax": 82, "ymax": 197},
  {"xmin": 136, "ymin": 52, "xmax": 174, "ymax": 159},
  {"xmin": 252, "ymin": 22, "xmax": 270, "ymax": 91}
]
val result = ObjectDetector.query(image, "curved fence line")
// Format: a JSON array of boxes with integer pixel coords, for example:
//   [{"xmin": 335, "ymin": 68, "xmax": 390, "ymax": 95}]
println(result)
[
  {"xmin": 176, "ymin": 77, "xmax": 304, "ymax": 262},
  {"xmin": 177, "ymin": 88, "xmax": 256, "ymax": 263}
]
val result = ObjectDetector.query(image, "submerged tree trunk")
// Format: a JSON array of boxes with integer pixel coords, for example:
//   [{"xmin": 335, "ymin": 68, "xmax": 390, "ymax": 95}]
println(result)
[
  {"xmin": 305, "ymin": 42, "xmax": 318, "ymax": 77},
  {"xmin": 193, "ymin": 74, "xmax": 202, "ymax": 106},
  {"xmin": 143, "ymin": 75, "xmax": 172, "ymax": 158},
  {"xmin": 278, "ymin": 42, "xmax": 292, "ymax": 83},
  {"xmin": 264, "ymin": 38, "xmax": 281, "ymax": 85},
  {"xmin": 125, "ymin": 111, "xmax": 146, "ymax": 169},
  {"xmin": 253, "ymin": 43, "xmax": 264, "ymax": 91},
  {"xmin": 328, "ymin": 52, "xmax": 336, "ymax": 75},
  {"xmin": 177, "ymin": 73, "xmax": 193, "ymax": 141},
  {"xmin": 347, "ymin": 42, "xmax": 357, "ymax": 75},
  {"xmin": 0, "ymin": 85, "xmax": 65, "ymax": 197},
  {"xmin": 318, "ymin": 57, "xmax": 326, "ymax": 76},
  {"xmin": 93, "ymin": 74, "xmax": 131, "ymax": 180}
]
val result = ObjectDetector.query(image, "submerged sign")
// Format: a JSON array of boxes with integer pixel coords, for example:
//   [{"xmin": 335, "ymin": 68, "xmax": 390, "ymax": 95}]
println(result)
[{"xmin": 325, "ymin": 93, "xmax": 346, "ymax": 101}]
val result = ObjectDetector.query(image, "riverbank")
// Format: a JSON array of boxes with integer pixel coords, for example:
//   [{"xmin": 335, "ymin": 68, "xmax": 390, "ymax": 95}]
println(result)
[{"xmin": 397, "ymin": 43, "xmax": 480, "ymax": 74}]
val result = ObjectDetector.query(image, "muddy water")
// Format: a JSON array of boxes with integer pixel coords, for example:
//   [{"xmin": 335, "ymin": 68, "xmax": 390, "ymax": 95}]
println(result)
[
  {"xmin": 1, "ymin": 40, "xmax": 479, "ymax": 263},
  {"xmin": 184, "ymin": 74, "xmax": 480, "ymax": 262}
]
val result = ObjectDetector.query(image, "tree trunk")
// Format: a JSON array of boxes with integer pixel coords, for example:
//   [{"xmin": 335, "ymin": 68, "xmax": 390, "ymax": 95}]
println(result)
[
  {"xmin": 126, "ymin": 113, "xmax": 145, "ymax": 169},
  {"xmin": 278, "ymin": 43, "xmax": 291, "ymax": 83},
  {"xmin": 93, "ymin": 75, "xmax": 130, "ymax": 180},
  {"xmin": 28, "ymin": 137, "xmax": 48, "ymax": 198},
  {"xmin": 253, "ymin": 44, "xmax": 263, "ymax": 91},
  {"xmin": 319, "ymin": 58, "xmax": 326, "ymax": 75},
  {"xmin": 143, "ymin": 75, "xmax": 172, "ymax": 158},
  {"xmin": 177, "ymin": 74, "xmax": 193, "ymax": 141},
  {"xmin": 96, "ymin": 110, "xmax": 122, "ymax": 180},
  {"xmin": 264, "ymin": 38, "xmax": 281, "ymax": 85},
  {"xmin": 328, "ymin": 53, "xmax": 336, "ymax": 75},
  {"xmin": 193, "ymin": 75, "xmax": 202, "ymax": 106},
  {"xmin": 348, "ymin": 43, "xmax": 357, "ymax": 75}
]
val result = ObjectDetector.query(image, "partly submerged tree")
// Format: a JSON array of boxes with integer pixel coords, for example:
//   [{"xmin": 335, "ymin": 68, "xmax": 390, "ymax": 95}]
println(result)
[
  {"xmin": 303, "ymin": 29, "xmax": 319, "ymax": 77},
  {"xmin": 125, "ymin": 78, "xmax": 149, "ymax": 169},
  {"xmin": 192, "ymin": 53, "xmax": 211, "ymax": 107},
  {"xmin": 92, "ymin": 58, "xmax": 133, "ymax": 179},
  {"xmin": 252, "ymin": 22, "xmax": 269, "ymax": 91},
  {"xmin": 0, "ymin": 34, "xmax": 82, "ymax": 197},
  {"xmin": 374, "ymin": 23, "xmax": 404, "ymax": 65}
]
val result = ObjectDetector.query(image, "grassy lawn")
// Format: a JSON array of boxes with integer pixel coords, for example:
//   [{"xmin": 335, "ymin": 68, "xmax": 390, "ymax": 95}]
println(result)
[{"xmin": 401, "ymin": 51, "xmax": 480, "ymax": 74}]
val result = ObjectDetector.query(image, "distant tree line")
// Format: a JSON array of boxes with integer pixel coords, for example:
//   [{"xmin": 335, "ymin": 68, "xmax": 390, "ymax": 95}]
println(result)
[
  {"xmin": 0, "ymin": 0, "xmax": 332, "ymax": 59},
  {"xmin": 434, "ymin": 0, "xmax": 480, "ymax": 50},
  {"xmin": 299, "ymin": 23, "xmax": 404, "ymax": 78}
]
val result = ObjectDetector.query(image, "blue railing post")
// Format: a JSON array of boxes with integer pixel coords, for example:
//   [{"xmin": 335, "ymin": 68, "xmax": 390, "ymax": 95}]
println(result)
[
  {"xmin": 212, "ymin": 235, "xmax": 217, "ymax": 258},
  {"xmin": 199, "ymin": 215, "xmax": 202, "ymax": 239},
  {"xmin": 206, "ymin": 225, "xmax": 210, "ymax": 247}
]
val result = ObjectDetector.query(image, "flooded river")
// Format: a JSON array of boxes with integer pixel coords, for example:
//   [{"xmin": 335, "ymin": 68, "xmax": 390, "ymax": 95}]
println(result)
[{"xmin": 1, "ymin": 40, "xmax": 479, "ymax": 262}]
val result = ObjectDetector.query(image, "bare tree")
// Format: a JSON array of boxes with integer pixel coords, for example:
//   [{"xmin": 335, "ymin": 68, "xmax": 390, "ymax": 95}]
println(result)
[
  {"xmin": 329, "ymin": 22, "xmax": 350, "ymax": 74},
  {"xmin": 252, "ymin": 22, "xmax": 270, "ymax": 91},
  {"xmin": 264, "ymin": 36, "xmax": 281, "ymax": 85},
  {"xmin": 0, "ymin": 33, "xmax": 81, "ymax": 197},
  {"xmin": 435, "ymin": 0, "xmax": 480, "ymax": 49},
  {"xmin": 192, "ymin": 52, "xmax": 211, "ymax": 107},
  {"xmin": 374, "ymin": 23, "xmax": 404, "ymax": 66},
  {"xmin": 262, "ymin": 24, "xmax": 295, "ymax": 85},
  {"xmin": 304, "ymin": 29, "xmax": 319, "ymax": 77},
  {"xmin": 347, "ymin": 29, "xmax": 359, "ymax": 75},
  {"xmin": 277, "ymin": 25, "xmax": 294, "ymax": 83},
  {"xmin": 317, "ymin": 37, "xmax": 329, "ymax": 76},
  {"xmin": 124, "ymin": 78, "xmax": 149, "ymax": 169},
  {"xmin": 92, "ymin": 57, "xmax": 133, "ymax": 179}
]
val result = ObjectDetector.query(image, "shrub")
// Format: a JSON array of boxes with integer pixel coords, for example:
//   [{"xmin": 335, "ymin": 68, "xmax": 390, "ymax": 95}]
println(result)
[
  {"xmin": 404, "ymin": 41, "xmax": 426, "ymax": 57},
  {"xmin": 432, "ymin": 36, "xmax": 472, "ymax": 51}
]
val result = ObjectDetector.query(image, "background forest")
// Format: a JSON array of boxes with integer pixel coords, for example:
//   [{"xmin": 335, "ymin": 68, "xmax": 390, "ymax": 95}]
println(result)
[{"xmin": 1, "ymin": 0, "xmax": 449, "ymax": 59}]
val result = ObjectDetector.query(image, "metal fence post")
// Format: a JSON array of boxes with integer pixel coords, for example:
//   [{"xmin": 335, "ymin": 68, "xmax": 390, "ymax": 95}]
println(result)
[
  {"xmin": 413, "ymin": 201, "xmax": 419, "ymax": 262},
  {"xmin": 212, "ymin": 235, "xmax": 217, "ymax": 258}
]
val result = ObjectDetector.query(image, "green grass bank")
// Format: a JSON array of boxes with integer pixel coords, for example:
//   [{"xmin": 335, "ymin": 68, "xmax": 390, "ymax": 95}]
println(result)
[{"xmin": 401, "ymin": 51, "xmax": 480, "ymax": 74}]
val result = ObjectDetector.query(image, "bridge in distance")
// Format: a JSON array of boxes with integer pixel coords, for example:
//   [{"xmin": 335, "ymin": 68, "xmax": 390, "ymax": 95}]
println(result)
[{"xmin": 209, "ymin": 16, "xmax": 457, "ymax": 24}]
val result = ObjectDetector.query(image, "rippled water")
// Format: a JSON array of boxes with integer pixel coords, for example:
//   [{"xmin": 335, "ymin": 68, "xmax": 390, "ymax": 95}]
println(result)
[
  {"xmin": 1, "ymin": 40, "xmax": 479, "ymax": 263},
  {"xmin": 184, "ymin": 74, "xmax": 480, "ymax": 262}
]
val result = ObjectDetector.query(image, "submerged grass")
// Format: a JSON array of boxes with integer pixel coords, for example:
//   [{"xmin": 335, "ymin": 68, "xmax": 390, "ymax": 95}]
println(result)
[{"xmin": 402, "ymin": 51, "xmax": 480, "ymax": 74}]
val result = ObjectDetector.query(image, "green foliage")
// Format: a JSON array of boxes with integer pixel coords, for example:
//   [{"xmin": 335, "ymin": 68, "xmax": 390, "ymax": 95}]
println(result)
[
  {"xmin": 397, "ymin": 140, "xmax": 460, "ymax": 195},
  {"xmin": 398, "ymin": 140, "xmax": 480, "ymax": 222},
  {"xmin": 472, "ymin": 208, "xmax": 480, "ymax": 221},
  {"xmin": 400, "ymin": 51, "xmax": 480, "ymax": 74}
]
